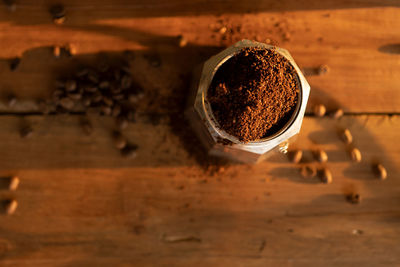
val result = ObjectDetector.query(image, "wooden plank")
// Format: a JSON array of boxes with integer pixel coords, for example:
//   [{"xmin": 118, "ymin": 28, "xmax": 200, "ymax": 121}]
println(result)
[
  {"xmin": 0, "ymin": 5, "xmax": 399, "ymax": 113},
  {"xmin": 0, "ymin": 114, "xmax": 398, "ymax": 265}
]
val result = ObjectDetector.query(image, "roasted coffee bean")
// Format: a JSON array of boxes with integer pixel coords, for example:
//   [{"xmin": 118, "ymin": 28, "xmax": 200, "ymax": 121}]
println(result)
[
  {"xmin": 66, "ymin": 43, "xmax": 77, "ymax": 56},
  {"xmin": 84, "ymin": 85, "xmax": 98, "ymax": 93},
  {"xmin": 116, "ymin": 116, "xmax": 128, "ymax": 130},
  {"xmin": 128, "ymin": 92, "xmax": 144, "ymax": 104},
  {"xmin": 65, "ymin": 80, "xmax": 77, "ymax": 92},
  {"xmin": 300, "ymin": 165, "xmax": 316, "ymax": 178},
  {"xmin": 112, "ymin": 105, "xmax": 121, "ymax": 117},
  {"xmin": 121, "ymin": 144, "xmax": 138, "ymax": 158},
  {"xmin": 5, "ymin": 199, "xmax": 18, "ymax": 215},
  {"xmin": 99, "ymin": 81, "xmax": 110, "ymax": 89},
  {"xmin": 313, "ymin": 104, "xmax": 326, "ymax": 117},
  {"xmin": 76, "ymin": 68, "xmax": 89, "ymax": 77},
  {"xmin": 340, "ymin": 129, "xmax": 353, "ymax": 144},
  {"xmin": 53, "ymin": 16, "xmax": 65, "ymax": 25},
  {"xmin": 347, "ymin": 193, "xmax": 361, "ymax": 204},
  {"xmin": 88, "ymin": 72, "xmax": 99, "ymax": 84},
  {"xmin": 59, "ymin": 97, "xmax": 75, "ymax": 110},
  {"xmin": 372, "ymin": 163, "xmax": 387, "ymax": 180},
  {"xmin": 68, "ymin": 92, "xmax": 82, "ymax": 100},
  {"xmin": 82, "ymin": 97, "xmax": 91, "ymax": 107},
  {"xmin": 102, "ymin": 96, "xmax": 113, "ymax": 106},
  {"xmin": 178, "ymin": 35, "xmax": 188, "ymax": 47},
  {"xmin": 91, "ymin": 92, "xmax": 103, "ymax": 103},
  {"xmin": 331, "ymin": 108, "xmax": 343, "ymax": 119},
  {"xmin": 319, "ymin": 168, "xmax": 332, "ymax": 184},
  {"xmin": 9, "ymin": 57, "xmax": 20, "ymax": 71},
  {"xmin": 317, "ymin": 64, "xmax": 330, "ymax": 75},
  {"xmin": 112, "ymin": 93, "xmax": 125, "ymax": 101},
  {"xmin": 289, "ymin": 150, "xmax": 302, "ymax": 163},
  {"xmin": 121, "ymin": 75, "xmax": 132, "ymax": 89},
  {"xmin": 20, "ymin": 125, "xmax": 33, "ymax": 139},
  {"xmin": 314, "ymin": 149, "xmax": 328, "ymax": 163},
  {"xmin": 8, "ymin": 176, "xmax": 19, "ymax": 191},
  {"xmin": 101, "ymin": 106, "xmax": 112, "ymax": 115},
  {"xmin": 350, "ymin": 148, "xmax": 362, "ymax": 163},
  {"xmin": 53, "ymin": 45, "xmax": 61, "ymax": 58},
  {"xmin": 113, "ymin": 131, "xmax": 127, "ymax": 149}
]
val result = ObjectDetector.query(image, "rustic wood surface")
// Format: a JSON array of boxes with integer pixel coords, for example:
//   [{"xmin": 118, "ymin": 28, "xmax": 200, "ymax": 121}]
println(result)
[{"xmin": 0, "ymin": 1, "xmax": 399, "ymax": 266}]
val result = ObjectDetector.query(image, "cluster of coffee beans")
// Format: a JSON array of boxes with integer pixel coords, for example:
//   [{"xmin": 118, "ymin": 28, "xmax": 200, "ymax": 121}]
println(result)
[{"xmin": 47, "ymin": 60, "xmax": 143, "ymax": 157}]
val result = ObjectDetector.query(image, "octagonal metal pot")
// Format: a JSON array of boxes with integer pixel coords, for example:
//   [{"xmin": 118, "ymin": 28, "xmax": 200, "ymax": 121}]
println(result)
[{"xmin": 185, "ymin": 40, "xmax": 310, "ymax": 163}]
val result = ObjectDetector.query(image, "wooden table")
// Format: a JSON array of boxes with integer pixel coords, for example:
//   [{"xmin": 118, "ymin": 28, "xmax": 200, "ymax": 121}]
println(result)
[{"xmin": 0, "ymin": 1, "xmax": 399, "ymax": 266}]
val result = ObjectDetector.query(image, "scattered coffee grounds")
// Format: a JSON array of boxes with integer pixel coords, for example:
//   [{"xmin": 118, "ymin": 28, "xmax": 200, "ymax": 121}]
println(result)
[{"xmin": 207, "ymin": 47, "xmax": 299, "ymax": 142}]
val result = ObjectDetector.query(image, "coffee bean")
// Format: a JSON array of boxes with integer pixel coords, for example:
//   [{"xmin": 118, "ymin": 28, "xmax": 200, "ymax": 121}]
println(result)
[
  {"xmin": 65, "ymin": 80, "xmax": 77, "ymax": 92},
  {"xmin": 313, "ymin": 104, "xmax": 326, "ymax": 117},
  {"xmin": 80, "ymin": 119, "xmax": 93, "ymax": 136},
  {"xmin": 8, "ymin": 176, "xmax": 19, "ymax": 191},
  {"xmin": 112, "ymin": 93, "xmax": 125, "ymax": 101},
  {"xmin": 68, "ymin": 92, "xmax": 82, "ymax": 100},
  {"xmin": 300, "ymin": 165, "xmax": 316, "ymax": 178},
  {"xmin": 88, "ymin": 72, "xmax": 99, "ymax": 84},
  {"xmin": 20, "ymin": 125, "xmax": 33, "ymax": 139},
  {"xmin": 116, "ymin": 116, "xmax": 128, "ymax": 130},
  {"xmin": 340, "ymin": 129, "xmax": 353, "ymax": 144},
  {"xmin": 113, "ymin": 131, "xmax": 127, "ymax": 149},
  {"xmin": 101, "ymin": 106, "xmax": 112, "ymax": 116},
  {"xmin": 350, "ymin": 148, "xmax": 362, "ymax": 163},
  {"xmin": 102, "ymin": 96, "xmax": 113, "ymax": 106},
  {"xmin": 347, "ymin": 193, "xmax": 361, "ymax": 204},
  {"xmin": 372, "ymin": 163, "xmax": 387, "ymax": 180},
  {"xmin": 5, "ymin": 199, "xmax": 18, "ymax": 215},
  {"xmin": 319, "ymin": 168, "xmax": 332, "ymax": 184},
  {"xmin": 289, "ymin": 149, "xmax": 302, "ymax": 163},
  {"xmin": 91, "ymin": 92, "xmax": 103, "ymax": 103},
  {"xmin": 314, "ymin": 149, "xmax": 328, "ymax": 163},
  {"xmin": 84, "ymin": 86, "xmax": 98, "ymax": 93},
  {"xmin": 317, "ymin": 64, "xmax": 330, "ymax": 75},
  {"xmin": 9, "ymin": 57, "xmax": 20, "ymax": 71},
  {"xmin": 112, "ymin": 105, "xmax": 121, "ymax": 117},
  {"xmin": 76, "ymin": 68, "xmax": 89, "ymax": 78},
  {"xmin": 219, "ymin": 26, "xmax": 227, "ymax": 34},
  {"xmin": 53, "ymin": 16, "xmax": 65, "ymax": 25},
  {"xmin": 66, "ymin": 43, "xmax": 76, "ymax": 56},
  {"xmin": 82, "ymin": 97, "xmax": 91, "ymax": 107},
  {"xmin": 178, "ymin": 35, "xmax": 188, "ymax": 47},
  {"xmin": 331, "ymin": 108, "xmax": 343, "ymax": 119},
  {"xmin": 53, "ymin": 45, "xmax": 61, "ymax": 58},
  {"xmin": 121, "ymin": 144, "xmax": 138, "ymax": 158},
  {"xmin": 99, "ymin": 81, "xmax": 110, "ymax": 89},
  {"xmin": 121, "ymin": 75, "xmax": 132, "ymax": 89},
  {"xmin": 59, "ymin": 97, "xmax": 75, "ymax": 110}
]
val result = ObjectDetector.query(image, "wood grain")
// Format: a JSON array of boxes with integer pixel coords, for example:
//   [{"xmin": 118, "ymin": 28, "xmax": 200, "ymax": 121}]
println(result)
[
  {"xmin": 0, "ymin": 5, "xmax": 399, "ymax": 113},
  {"xmin": 0, "ymin": 114, "xmax": 398, "ymax": 265}
]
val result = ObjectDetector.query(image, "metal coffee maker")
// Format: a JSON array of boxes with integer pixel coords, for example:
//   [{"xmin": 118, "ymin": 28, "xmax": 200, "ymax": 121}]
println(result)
[{"xmin": 185, "ymin": 40, "xmax": 310, "ymax": 163}]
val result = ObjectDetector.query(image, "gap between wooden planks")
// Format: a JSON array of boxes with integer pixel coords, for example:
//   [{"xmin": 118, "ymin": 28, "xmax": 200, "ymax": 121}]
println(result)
[
  {"xmin": 0, "ymin": 114, "xmax": 398, "ymax": 265},
  {"xmin": 0, "ymin": 6, "xmax": 399, "ymax": 113}
]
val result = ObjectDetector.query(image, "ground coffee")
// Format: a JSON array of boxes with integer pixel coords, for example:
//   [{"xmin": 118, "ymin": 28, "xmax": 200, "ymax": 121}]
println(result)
[{"xmin": 207, "ymin": 47, "xmax": 299, "ymax": 142}]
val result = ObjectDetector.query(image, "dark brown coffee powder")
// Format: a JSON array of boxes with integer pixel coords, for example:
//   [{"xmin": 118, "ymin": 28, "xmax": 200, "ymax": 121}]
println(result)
[{"xmin": 207, "ymin": 47, "xmax": 299, "ymax": 142}]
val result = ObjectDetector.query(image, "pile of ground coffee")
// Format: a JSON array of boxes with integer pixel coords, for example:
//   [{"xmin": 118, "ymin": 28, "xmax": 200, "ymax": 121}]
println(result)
[{"xmin": 207, "ymin": 47, "xmax": 299, "ymax": 142}]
